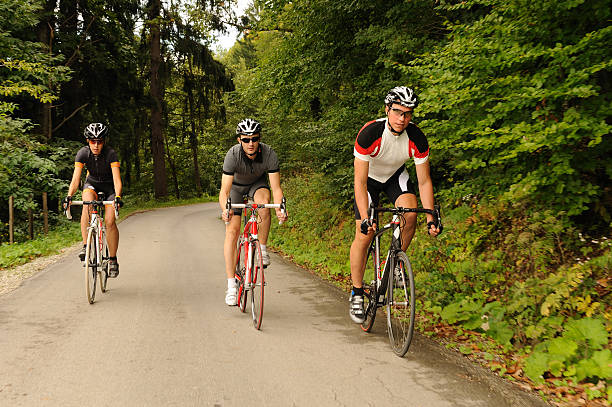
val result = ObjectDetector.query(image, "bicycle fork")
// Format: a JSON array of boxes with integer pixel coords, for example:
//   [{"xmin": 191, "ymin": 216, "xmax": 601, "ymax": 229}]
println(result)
[{"xmin": 375, "ymin": 214, "xmax": 402, "ymax": 305}]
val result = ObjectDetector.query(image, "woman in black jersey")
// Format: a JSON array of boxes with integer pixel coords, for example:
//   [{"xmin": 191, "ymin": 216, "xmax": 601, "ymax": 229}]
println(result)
[{"xmin": 64, "ymin": 123, "xmax": 123, "ymax": 277}]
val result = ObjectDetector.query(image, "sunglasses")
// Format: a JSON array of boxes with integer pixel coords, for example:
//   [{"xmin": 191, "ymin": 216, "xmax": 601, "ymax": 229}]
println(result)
[
  {"xmin": 240, "ymin": 136, "xmax": 260, "ymax": 144},
  {"xmin": 88, "ymin": 139, "xmax": 104, "ymax": 145},
  {"xmin": 389, "ymin": 107, "xmax": 413, "ymax": 120}
]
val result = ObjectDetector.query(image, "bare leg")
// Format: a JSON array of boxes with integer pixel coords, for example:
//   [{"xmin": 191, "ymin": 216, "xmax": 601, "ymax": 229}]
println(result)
[
  {"xmin": 105, "ymin": 206, "xmax": 119, "ymax": 257},
  {"xmin": 349, "ymin": 221, "xmax": 374, "ymax": 288},
  {"xmin": 224, "ymin": 214, "xmax": 242, "ymax": 279},
  {"xmin": 80, "ymin": 189, "xmax": 97, "ymax": 244},
  {"xmin": 253, "ymin": 188, "xmax": 271, "ymax": 245},
  {"xmin": 394, "ymin": 194, "xmax": 418, "ymax": 251}
]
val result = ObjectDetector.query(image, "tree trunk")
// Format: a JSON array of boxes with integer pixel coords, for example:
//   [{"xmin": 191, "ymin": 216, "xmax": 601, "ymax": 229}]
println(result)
[
  {"xmin": 164, "ymin": 129, "xmax": 180, "ymax": 199},
  {"xmin": 58, "ymin": 0, "xmax": 82, "ymax": 141},
  {"xmin": 37, "ymin": 0, "xmax": 56, "ymax": 141},
  {"xmin": 186, "ymin": 82, "xmax": 203, "ymax": 196},
  {"xmin": 134, "ymin": 110, "xmax": 143, "ymax": 182},
  {"xmin": 149, "ymin": 0, "xmax": 168, "ymax": 198}
]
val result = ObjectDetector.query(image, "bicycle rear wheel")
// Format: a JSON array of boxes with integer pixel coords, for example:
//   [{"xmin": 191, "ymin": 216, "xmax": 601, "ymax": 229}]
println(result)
[
  {"xmin": 386, "ymin": 251, "xmax": 415, "ymax": 357},
  {"xmin": 99, "ymin": 237, "xmax": 109, "ymax": 293},
  {"xmin": 361, "ymin": 245, "xmax": 379, "ymax": 332},
  {"xmin": 361, "ymin": 281, "xmax": 377, "ymax": 332},
  {"xmin": 235, "ymin": 238, "xmax": 247, "ymax": 312},
  {"xmin": 251, "ymin": 241, "xmax": 265, "ymax": 330},
  {"xmin": 84, "ymin": 228, "xmax": 98, "ymax": 304}
]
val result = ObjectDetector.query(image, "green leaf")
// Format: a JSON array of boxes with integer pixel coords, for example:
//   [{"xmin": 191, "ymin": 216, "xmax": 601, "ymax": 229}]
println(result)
[
  {"xmin": 525, "ymin": 351, "xmax": 549, "ymax": 384},
  {"xmin": 547, "ymin": 337, "xmax": 578, "ymax": 361},
  {"xmin": 565, "ymin": 318, "xmax": 608, "ymax": 350}
]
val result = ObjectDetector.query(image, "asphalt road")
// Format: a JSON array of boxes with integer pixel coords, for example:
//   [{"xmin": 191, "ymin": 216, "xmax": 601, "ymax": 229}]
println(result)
[{"xmin": 0, "ymin": 203, "xmax": 547, "ymax": 406}]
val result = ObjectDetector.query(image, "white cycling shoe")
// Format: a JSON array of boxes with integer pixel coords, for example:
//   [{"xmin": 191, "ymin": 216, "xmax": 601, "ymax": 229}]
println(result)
[
  {"xmin": 261, "ymin": 251, "xmax": 270, "ymax": 267},
  {"xmin": 225, "ymin": 286, "xmax": 238, "ymax": 306}
]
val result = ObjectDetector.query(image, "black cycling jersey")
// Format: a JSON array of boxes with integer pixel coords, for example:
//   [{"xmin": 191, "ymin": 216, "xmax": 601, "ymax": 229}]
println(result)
[{"xmin": 74, "ymin": 145, "xmax": 120, "ymax": 184}]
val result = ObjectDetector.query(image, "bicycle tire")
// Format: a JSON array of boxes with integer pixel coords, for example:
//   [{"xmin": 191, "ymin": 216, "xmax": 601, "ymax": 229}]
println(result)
[
  {"xmin": 251, "ymin": 241, "xmax": 265, "ymax": 330},
  {"xmin": 386, "ymin": 251, "xmax": 415, "ymax": 357},
  {"xmin": 235, "ymin": 238, "xmax": 247, "ymax": 312},
  {"xmin": 84, "ymin": 228, "xmax": 97, "ymax": 304},
  {"xmin": 99, "ymin": 236, "xmax": 109, "ymax": 293},
  {"xmin": 361, "ymin": 281, "xmax": 377, "ymax": 332},
  {"xmin": 361, "ymin": 245, "xmax": 380, "ymax": 332}
]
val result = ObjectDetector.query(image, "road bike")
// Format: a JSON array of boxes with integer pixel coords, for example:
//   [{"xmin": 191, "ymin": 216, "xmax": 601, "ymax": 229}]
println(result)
[
  {"xmin": 66, "ymin": 192, "xmax": 119, "ymax": 304},
  {"xmin": 226, "ymin": 197, "xmax": 286, "ymax": 330},
  {"xmin": 360, "ymin": 204, "xmax": 442, "ymax": 357}
]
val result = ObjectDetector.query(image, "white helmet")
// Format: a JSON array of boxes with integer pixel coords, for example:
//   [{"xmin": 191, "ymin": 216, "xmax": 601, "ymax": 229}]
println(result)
[
  {"xmin": 236, "ymin": 118, "xmax": 262, "ymax": 136},
  {"xmin": 84, "ymin": 123, "xmax": 108, "ymax": 140},
  {"xmin": 384, "ymin": 86, "xmax": 419, "ymax": 109}
]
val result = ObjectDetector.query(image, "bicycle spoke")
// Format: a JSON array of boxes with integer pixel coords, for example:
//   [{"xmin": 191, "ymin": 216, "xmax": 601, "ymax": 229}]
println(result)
[
  {"xmin": 85, "ymin": 228, "xmax": 97, "ymax": 304},
  {"xmin": 235, "ymin": 239, "xmax": 247, "ymax": 312},
  {"xmin": 361, "ymin": 281, "xmax": 377, "ymax": 332},
  {"xmin": 386, "ymin": 252, "xmax": 415, "ymax": 357},
  {"xmin": 99, "ymin": 237, "xmax": 109, "ymax": 293},
  {"xmin": 251, "ymin": 242, "xmax": 265, "ymax": 329}
]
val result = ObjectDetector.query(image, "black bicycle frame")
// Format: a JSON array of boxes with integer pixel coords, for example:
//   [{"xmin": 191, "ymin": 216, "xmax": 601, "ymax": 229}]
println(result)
[{"xmin": 367, "ymin": 205, "xmax": 440, "ymax": 305}]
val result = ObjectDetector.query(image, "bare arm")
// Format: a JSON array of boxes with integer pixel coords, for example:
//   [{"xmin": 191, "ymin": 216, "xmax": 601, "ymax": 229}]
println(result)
[
  {"xmin": 415, "ymin": 160, "xmax": 439, "ymax": 235},
  {"xmin": 268, "ymin": 172, "xmax": 287, "ymax": 220},
  {"xmin": 67, "ymin": 165, "xmax": 83, "ymax": 197},
  {"xmin": 111, "ymin": 166, "xmax": 122, "ymax": 198},
  {"xmin": 354, "ymin": 157, "xmax": 370, "ymax": 221},
  {"xmin": 219, "ymin": 173, "xmax": 234, "ymax": 221}
]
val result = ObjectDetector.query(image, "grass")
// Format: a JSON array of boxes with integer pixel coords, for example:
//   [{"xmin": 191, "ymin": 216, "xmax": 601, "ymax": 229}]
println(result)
[{"xmin": 0, "ymin": 194, "xmax": 216, "ymax": 270}]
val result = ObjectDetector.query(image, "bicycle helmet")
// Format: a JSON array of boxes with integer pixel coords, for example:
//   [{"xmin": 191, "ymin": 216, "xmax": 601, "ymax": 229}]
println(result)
[
  {"xmin": 384, "ymin": 86, "xmax": 419, "ymax": 109},
  {"xmin": 84, "ymin": 123, "xmax": 108, "ymax": 140},
  {"xmin": 235, "ymin": 118, "xmax": 262, "ymax": 136}
]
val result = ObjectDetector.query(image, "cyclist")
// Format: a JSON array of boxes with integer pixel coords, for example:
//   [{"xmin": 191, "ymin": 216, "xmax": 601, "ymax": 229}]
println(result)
[
  {"xmin": 349, "ymin": 86, "xmax": 441, "ymax": 323},
  {"xmin": 64, "ymin": 123, "xmax": 123, "ymax": 277},
  {"xmin": 219, "ymin": 118, "xmax": 288, "ymax": 306}
]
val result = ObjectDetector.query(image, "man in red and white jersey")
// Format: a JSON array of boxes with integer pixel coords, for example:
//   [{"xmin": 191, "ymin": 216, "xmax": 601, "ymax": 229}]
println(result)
[{"xmin": 349, "ymin": 86, "xmax": 441, "ymax": 323}]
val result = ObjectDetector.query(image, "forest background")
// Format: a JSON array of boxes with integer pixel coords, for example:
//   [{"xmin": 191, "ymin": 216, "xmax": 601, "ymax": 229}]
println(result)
[{"xmin": 1, "ymin": 0, "xmax": 610, "ymax": 404}]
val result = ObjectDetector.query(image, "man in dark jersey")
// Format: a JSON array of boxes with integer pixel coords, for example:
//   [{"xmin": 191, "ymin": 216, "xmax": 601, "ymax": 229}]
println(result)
[
  {"xmin": 349, "ymin": 87, "xmax": 442, "ymax": 323},
  {"xmin": 64, "ymin": 123, "xmax": 123, "ymax": 277},
  {"xmin": 219, "ymin": 118, "xmax": 288, "ymax": 306}
]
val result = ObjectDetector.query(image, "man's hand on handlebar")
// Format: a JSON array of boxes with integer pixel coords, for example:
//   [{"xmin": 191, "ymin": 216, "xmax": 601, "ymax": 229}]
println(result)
[
  {"xmin": 276, "ymin": 207, "xmax": 288, "ymax": 223},
  {"xmin": 221, "ymin": 209, "xmax": 233, "ymax": 223},
  {"xmin": 360, "ymin": 218, "xmax": 375, "ymax": 235},
  {"xmin": 62, "ymin": 196, "xmax": 72, "ymax": 210},
  {"xmin": 115, "ymin": 196, "xmax": 124, "ymax": 208}
]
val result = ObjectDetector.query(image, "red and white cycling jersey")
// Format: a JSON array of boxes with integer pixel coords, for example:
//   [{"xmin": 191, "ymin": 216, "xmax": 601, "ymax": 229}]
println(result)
[{"xmin": 353, "ymin": 118, "xmax": 429, "ymax": 183}]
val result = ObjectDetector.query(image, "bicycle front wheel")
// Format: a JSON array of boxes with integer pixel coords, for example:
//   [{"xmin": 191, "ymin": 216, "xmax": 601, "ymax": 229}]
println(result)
[
  {"xmin": 84, "ymin": 228, "xmax": 98, "ymax": 304},
  {"xmin": 235, "ymin": 238, "xmax": 247, "ymax": 312},
  {"xmin": 251, "ymin": 241, "xmax": 265, "ymax": 330},
  {"xmin": 386, "ymin": 251, "xmax": 415, "ymax": 357}
]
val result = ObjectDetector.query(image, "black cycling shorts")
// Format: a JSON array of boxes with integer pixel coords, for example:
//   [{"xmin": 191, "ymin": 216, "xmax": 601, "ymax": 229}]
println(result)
[
  {"xmin": 229, "ymin": 175, "xmax": 270, "ymax": 215},
  {"xmin": 83, "ymin": 178, "xmax": 116, "ymax": 202},
  {"xmin": 353, "ymin": 166, "xmax": 416, "ymax": 220}
]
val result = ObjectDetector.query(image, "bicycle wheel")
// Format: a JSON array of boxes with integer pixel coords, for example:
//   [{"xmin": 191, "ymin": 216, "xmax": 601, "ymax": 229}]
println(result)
[
  {"xmin": 99, "ymin": 236, "xmax": 109, "ymax": 293},
  {"xmin": 84, "ymin": 228, "xmax": 98, "ymax": 304},
  {"xmin": 251, "ymin": 241, "xmax": 265, "ymax": 330},
  {"xmin": 235, "ymin": 238, "xmax": 247, "ymax": 312},
  {"xmin": 361, "ymin": 281, "xmax": 377, "ymax": 332},
  {"xmin": 361, "ymin": 245, "xmax": 379, "ymax": 332},
  {"xmin": 386, "ymin": 251, "xmax": 415, "ymax": 357}
]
